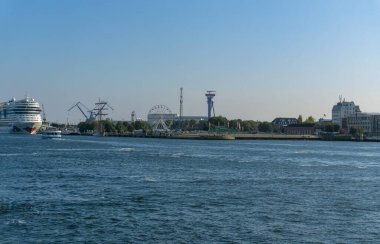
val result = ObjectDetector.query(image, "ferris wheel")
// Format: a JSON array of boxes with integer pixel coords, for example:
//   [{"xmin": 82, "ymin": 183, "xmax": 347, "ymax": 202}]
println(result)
[{"xmin": 147, "ymin": 105, "xmax": 174, "ymax": 131}]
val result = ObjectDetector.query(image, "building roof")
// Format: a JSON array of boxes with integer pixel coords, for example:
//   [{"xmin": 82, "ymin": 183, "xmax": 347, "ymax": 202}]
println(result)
[{"xmin": 287, "ymin": 123, "xmax": 316, "ymax": 128}]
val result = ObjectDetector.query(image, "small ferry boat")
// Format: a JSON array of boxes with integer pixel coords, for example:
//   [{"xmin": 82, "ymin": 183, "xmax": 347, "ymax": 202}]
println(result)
[{"xmin": 42, "ymin": 129, "xmax": 62, "ymax": 139}]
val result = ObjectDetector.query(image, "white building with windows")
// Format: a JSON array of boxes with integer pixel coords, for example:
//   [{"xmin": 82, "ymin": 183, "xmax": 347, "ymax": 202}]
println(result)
[
  {"xmin": 332, "ymin": 99, "xmax": 361, "ymax": 127},
  {"xmin": 346, "ymin": 113, "xmax": 380, "ymax": 133}
]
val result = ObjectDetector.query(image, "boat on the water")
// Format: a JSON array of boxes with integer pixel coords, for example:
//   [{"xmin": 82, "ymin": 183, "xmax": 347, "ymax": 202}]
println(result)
[
  {"xmin": 42, "ymin": 129, "xmax": 62, "ymax": 139},
  {"xmin": 0, "ymin": 97, "xmax": 42, "ymax": 134}
]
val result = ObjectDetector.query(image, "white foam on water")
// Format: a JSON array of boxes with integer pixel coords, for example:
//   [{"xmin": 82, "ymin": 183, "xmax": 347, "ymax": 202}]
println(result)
[
  {"xmin": 300, "ymin": 164, "xmax": 330, "ymax": 167},
  {"xmin": 0, "ymin": 153, "xmax": 21, "ymax": 157},
  {"xmin": 45, "ymin": 148, "xmax": 109, "ymax": 151},
  {"xmin": 114, "ymin": 148, "xmax": 134, "ymax": 152},
  {"xmin": 144, "ymin": 177, "xmax": 158, "ymax": 182},
  {"xmin": 7, "ymin": 219, "xmax": 26, "ymax": 225},
  {"xmin": 171, "ymin": 153, "xmax": 184, "ymax": 158}
]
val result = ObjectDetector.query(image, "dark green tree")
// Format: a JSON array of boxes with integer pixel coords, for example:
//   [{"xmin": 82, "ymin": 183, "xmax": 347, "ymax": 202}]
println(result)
[
  {"xmin": 324, "ymin": 122, "xmax": 340, "ymax": 132},
  {"xmin": 241, "ymin": 120, "xmax": 259, "ymax": 132},
  {"xmin": 304, "ymin": 116, "xmax": 316, "ymax": 124},
  {"xmin": 349, "ymin": 127, "xmax": 364, "ymax": 136},
  {"xmin": 209, "ymin": 116, "xmax": 228, "ymax": 127},
  {"xmin": 297, "ymin": 115, "xmax": 303, "ymax": 124},
  {"xmin": 258, "ymin": 122, "xmax": 273, "ymax": 133},
  {"xmin": 115, "ymin": 121, "xmax": 126, "ymax": 133},
  {"xmin": 229, "ymin": 119, "xmax": 242, "ymax": 130},
  {"xmin": 78, "ymin": 121, "xmax": 96, "ymax": 133},
  {"xmin": 103, "ymin": 120, "xmax": 116, "ymax": 133},
  {"xmin": 133, "ymin": 121, "xmax": 151, "ymax": 131},
  {"xmin": 127, "ymin": 124, "xmax": 135, "ymax": 132}
]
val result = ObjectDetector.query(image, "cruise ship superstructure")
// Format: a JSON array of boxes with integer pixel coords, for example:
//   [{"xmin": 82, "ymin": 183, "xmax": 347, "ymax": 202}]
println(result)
[{"xmin": 0, "ymin": 97, "xmax": 43, "ymax": 134}]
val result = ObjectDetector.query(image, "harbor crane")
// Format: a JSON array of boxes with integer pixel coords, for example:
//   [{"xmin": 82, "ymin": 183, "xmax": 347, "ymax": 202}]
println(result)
[{"xmin": 68, "ymin": 102, "xmax": 96, "ymax": 120}]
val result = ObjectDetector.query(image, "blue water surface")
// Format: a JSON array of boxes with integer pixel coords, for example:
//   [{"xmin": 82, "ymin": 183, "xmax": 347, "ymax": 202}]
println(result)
[{"xmin": 0, "ymin": 135, "xmax": 379, "ymax": 243}]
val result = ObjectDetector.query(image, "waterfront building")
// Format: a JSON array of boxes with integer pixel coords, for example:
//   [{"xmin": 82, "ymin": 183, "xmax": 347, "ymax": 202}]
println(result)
[
  {"xmin": 147, "ymin": 114, "xmax": 207, "ymax": 125},
  {"xmin": 147, "ymin": 113, "xmax": 178, "ymax": 125},
  {"xmin": 284, "ymin": 124, "xmax": 316, "ymax": 135},
  {"xmin": 181, "ymin": 116, "xmax": 207, "ymax": 122},
  {"xmin": 346, "ymin": 113, "xmax": 380, "ymax": 133},
  {"xmin": 272, "ymin": 118, "xmax": 298, "ymax": 127},
  {"xmin": 332, "ymin": 99, "xmax": 361, "ymax": 127}
]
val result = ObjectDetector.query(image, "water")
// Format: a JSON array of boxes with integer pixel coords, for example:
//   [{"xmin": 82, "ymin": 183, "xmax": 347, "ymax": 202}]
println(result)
[{"xmin": 1, "ymin": 135, "xmax": 380, "ymax": 242}]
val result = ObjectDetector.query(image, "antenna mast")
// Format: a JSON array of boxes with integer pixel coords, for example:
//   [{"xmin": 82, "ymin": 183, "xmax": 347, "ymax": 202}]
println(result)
[
  {"xmin": 180, "ymin": 87, "xmax": 183, "ymax": 122},
  {"xmin": 42, "ymin": 104, "xmax": 47, "ymax": 123}
]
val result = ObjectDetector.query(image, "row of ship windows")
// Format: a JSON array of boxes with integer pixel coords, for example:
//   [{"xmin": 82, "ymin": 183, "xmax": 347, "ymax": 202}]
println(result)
[{"xmin": 0, "ymin": 114, "xmax": 41, "ymax": 118}]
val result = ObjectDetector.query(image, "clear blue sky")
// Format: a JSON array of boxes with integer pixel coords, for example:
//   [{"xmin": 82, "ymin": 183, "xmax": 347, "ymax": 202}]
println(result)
[{"xmin": 1, "ymin": 0, "xmax": 380, "ymax": 123}]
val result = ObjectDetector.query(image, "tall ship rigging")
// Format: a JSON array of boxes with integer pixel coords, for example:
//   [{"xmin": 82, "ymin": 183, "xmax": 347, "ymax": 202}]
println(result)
[{"xmin": 0, "ymin": 97, "xmax": 43, "ymax": 134}]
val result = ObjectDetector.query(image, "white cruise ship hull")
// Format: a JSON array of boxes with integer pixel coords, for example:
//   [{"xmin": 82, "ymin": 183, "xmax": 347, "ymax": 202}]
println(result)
[
  {"xmin": 0, "ymin": 122, "xmax": 42, "ymax": 134},
  {"xmin": 11, "ymin": 122, "xmax": 42, "ymax": 134},
  {"xmin": 0, "ymin": 97, "xmax": 43, "ymax": 135}
]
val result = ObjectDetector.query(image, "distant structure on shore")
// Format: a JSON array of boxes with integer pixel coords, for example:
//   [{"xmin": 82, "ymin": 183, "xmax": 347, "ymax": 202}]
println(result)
[
  {"xmin": 179, "ymin": 87, "xmax": 183, "ymax": 122},
  {"xmin": 68, "ymin": 102, "xmax": 96, "ymax": 121},
  {"xmin": 332, "ymin": 96, "xmax": 361, "ymax": 127},
  {"xmin": 147, "ymin": 104, "xmax": 206, "ymax": 126},
  {"xmin": 205, "ymin": 91, "xmax": 216, "ymax": 120},
  {"xmin": 131, "ymin": 111, "xmax": 136, "ymax": 123}
]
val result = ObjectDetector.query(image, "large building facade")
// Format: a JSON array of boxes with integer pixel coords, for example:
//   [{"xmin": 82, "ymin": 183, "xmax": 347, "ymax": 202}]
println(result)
[
  {"xmin": 346, "ymin": 113, "xmax": 380, "ymax": 133},
  {"xmin": 284, "ymin": 124, "xmax": 316, "ymax": 135},
  {"xmin": 147, "ymin": 114, "xmax": 207, "ymax": 125},
  {"xmin": 332, "ymin": 100, "xmax": 361, "ymax": 127},
  {"xmin": 272, "ymin": 117, "xmax": 298, "ymax": 127}
]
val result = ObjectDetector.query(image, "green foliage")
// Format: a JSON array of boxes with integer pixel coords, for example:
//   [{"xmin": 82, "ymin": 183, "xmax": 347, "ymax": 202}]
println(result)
[
  {"xmin": 228, "ymin": 119, "xmax": 242, "ymax": 130},
  {"xmin": 350, "ymin": 127, "xmax": 364, "ymax": 136},
  {"xmin": 240, "ymin": 120, "xmax": 259, "ymax": 132},
  {"xmin": 209, "ymin": 116, "xmax": 228, "ymax": 128},
  {"xmin": 115, "ymin": 121, "xmax": 126, "ymax": 133},
  {"xmin": 103, "ymin": 120, "xmax": 116, "ymax": 133},
  {"xmin": 258, "ymin": 122, "xmax": 273, "ymax": 133},
  {"xmin": 350, "ymin": 127, "xmax": 357, "ymax": 136},
  {"xmin": 198, "ymin": 120, "xmax": 209, "ymax": 130},
  {"xmin": 304, "ymin": 116, "xmax": 315, "ymax": 124},
  {"xmin": 297, "ymin": 115, "xmax": 303, "ymax": 124},
  {"xmin": 77, "ymin": 120, "xmax": 144, "ymax": 134},
  {"xmin": 324, "ymin": 122, "xmax": 340, "ymax": 132},
  {"xmin": 78, "ymin": 121, "xmax": 96, "ymax": 133},
  {"xmin": 133, "ymin": 121, "xmax": 150, "ymax": 131},
  {"xmin": 127, "ymin": 124, "xmax": 135, "ymax": 132}
]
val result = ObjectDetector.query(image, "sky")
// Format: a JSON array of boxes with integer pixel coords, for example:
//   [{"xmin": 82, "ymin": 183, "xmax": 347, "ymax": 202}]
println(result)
[{"xmin": 1, "ymin": 0, "xmax": 380, "ymax": 123}]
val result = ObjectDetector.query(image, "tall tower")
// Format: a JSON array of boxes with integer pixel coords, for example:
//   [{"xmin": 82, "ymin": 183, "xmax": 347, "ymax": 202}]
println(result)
[
  {"xmin": 41, "ymin": 104, "xmax": 47, "ymax": 123},
  {"xmin": 180, "ymin": 87, "xmax": 183, "ymax": 121},
  {"xmin": 131, "ymin": 110, "xmax": 136, "ymax": 123},
  {"xmin": 205, "ymin": 91, "xmax": 216, "ymax": 120}
]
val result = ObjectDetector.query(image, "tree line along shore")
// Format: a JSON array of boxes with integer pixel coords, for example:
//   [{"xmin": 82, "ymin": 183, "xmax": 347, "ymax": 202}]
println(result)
[{"xmin": 47, "ymin": 114, "xmax": 373, "ymax": 141}]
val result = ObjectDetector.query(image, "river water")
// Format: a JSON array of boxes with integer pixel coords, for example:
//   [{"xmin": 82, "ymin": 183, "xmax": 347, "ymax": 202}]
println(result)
[{"xmin": 0, "ymin": 135, "xmax": 379, "ymax": 242}]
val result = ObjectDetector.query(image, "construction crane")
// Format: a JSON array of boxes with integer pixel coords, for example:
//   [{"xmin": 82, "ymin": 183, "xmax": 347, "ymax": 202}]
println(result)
[{"xmin": 68, "ymin": 102, "xmax": 95, "ymax": 120}]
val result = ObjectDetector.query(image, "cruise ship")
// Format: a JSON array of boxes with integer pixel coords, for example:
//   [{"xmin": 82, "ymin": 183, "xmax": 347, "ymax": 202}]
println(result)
[{"xmin": 0, "ymin": 97, "xmax": 43, "ymax": 134}]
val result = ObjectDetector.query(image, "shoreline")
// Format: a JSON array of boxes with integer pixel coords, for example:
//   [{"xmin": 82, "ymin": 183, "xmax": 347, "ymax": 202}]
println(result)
[
  {"xmin": 61, "ymin": 132, "xmax": 380, "ymax": 142},
  {"xmin": 104, "ymin": 133, "xmax": 321, "ymax": 141}
]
